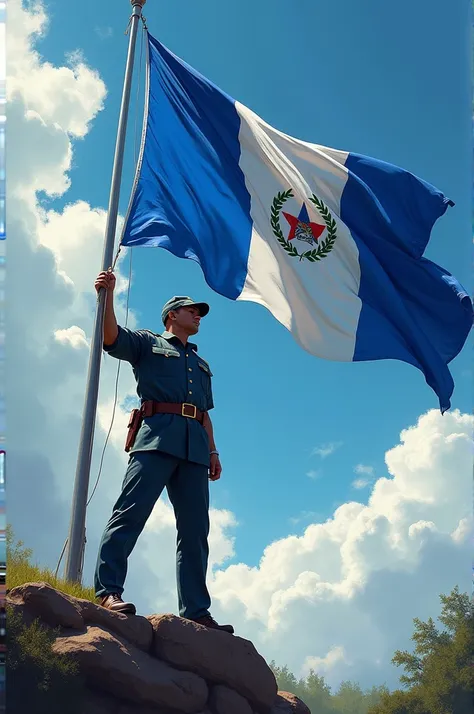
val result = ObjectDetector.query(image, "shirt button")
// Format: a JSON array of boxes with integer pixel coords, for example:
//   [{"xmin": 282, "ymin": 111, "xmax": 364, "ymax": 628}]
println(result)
[
  {"xmin": 186, "ymin": 354, "xmax": 189, "ymax": 357},
  {"xmin": 188, "ymin": 368, "xmax": 192, "ymax": 372},
  {"xmin": 188, "ymin": 390, "xmax": 192, "ymax": 395},
  {"xmin": 189, "ymin": 379, "xmax": 193, "ymax": 383}
]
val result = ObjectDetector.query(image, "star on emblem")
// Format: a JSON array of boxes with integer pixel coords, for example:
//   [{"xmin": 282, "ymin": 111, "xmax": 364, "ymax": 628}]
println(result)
[{"xmin": 282, "ymin": 203, "xmax": 326, "ymax": 246}]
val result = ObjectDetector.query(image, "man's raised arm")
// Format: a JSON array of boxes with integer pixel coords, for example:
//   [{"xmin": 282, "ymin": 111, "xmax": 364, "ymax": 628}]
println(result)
[{"xmin": 95, "ymin": 271, "xmax": 119, "ymax": 347}]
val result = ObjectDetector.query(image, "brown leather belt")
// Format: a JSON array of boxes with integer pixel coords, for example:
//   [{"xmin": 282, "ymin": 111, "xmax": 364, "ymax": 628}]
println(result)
[
  {"xmin": 125, "ymin": 401, "xmax": 205, "ymax": 453},
  {"xmin": 141, "ymin": 400, "xmax": 205, "ymax": 424}
]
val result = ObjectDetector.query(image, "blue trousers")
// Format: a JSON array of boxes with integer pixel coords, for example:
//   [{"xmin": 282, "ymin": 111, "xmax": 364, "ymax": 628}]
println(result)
[{"xmin": 94, "ymin": 450, "xmax": 211, "ymax": 620}]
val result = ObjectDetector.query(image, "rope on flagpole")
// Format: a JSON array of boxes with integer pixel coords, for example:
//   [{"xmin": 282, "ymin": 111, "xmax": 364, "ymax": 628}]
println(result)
[{"xmin": 86, "ymin": 248, "xmax": 133, "ymax": 507}]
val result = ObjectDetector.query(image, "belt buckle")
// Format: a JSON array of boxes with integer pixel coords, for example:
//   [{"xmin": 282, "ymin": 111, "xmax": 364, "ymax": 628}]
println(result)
[{"xmin": 182, "ymin": 403, "xmax": 197, "ymax": 419}]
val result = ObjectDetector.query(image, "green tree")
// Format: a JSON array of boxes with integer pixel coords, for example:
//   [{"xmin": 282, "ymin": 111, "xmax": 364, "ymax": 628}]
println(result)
[
  {"xmin": 270, "ymin": 661, "xmax": 333, "ymax": 711},
  {"xmin": 270, "ymin": 660, "xmax": 301, "ymax": 693},
  {"xmin": 331, "ymin": 681, "xmax": 389, "ymax": 714},
  {"xmin": 333, "ymin": 681, "xmax": 367, "ymax": 714},
  {"xmin": 369, "ymin": 587, "xmax": 474, "ymax": 714},
  {"xmin": 270, "ymin": 661, "xmax": 386, "ymax": 714},
  {"xmin": 364, "ymin": 685, "xmax": 391, "ymax": 710},
  {"xmin": 300, "ymin": 669, "xmax": 334, "ymax": 714}
]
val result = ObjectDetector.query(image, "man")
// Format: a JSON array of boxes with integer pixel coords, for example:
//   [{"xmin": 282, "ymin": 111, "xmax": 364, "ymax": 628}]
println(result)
[{"xmin": 93, "ymin": 270, "xmax": 234, "ymax": 634}]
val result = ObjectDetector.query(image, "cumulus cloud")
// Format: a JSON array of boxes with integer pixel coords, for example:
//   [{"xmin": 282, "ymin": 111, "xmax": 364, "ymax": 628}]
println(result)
[
  {"xmin": 7, "ymin": 0, "xmax": 106, "ymax": 138},
  {"xmin": 54, "ymin": 326, "xmax": 89, "ymax": 349},
  {"xmin": 209, "ymin": 409, "xmax": 472, "ymax": 689},
  {"xmin": 303, "ymin": 646, "xmax": 349, "ymax": 678}
]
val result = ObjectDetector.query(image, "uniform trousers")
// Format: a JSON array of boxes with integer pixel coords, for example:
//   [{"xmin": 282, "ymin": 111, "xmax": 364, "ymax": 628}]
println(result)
[{"xmin": 94, "ymin": 450, "xmax": 211, "ymax": 620}]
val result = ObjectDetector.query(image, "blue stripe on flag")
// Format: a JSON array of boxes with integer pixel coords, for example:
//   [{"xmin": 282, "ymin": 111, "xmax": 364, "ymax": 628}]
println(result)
[
  {"xmin": 340, "ymin": 154, "xmax": 472, "ymax": 411},
  {"xmin": 122, "ymin": 35, "xmax": 252, "ymax": 299}
]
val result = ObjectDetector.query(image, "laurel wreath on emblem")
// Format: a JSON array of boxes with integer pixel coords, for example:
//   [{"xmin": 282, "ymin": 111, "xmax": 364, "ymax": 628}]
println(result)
[{"xmin": 270, "ymin": 189, "xmax": 337, "ymax": 262}]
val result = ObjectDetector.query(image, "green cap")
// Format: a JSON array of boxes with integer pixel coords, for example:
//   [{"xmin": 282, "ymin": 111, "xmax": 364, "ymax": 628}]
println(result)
[{"xmin": 161, "ymin": 296, "xmax": 210, "ymax": 326}]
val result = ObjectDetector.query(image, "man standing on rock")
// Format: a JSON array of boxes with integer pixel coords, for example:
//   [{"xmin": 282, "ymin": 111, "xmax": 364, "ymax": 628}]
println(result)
[{"xmin": 93, "ymin": 270, "xmax": 234, "ymax": 634}]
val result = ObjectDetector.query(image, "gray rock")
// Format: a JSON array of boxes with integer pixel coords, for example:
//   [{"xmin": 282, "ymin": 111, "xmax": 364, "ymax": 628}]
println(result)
[
  {"xmin": 77, "ymin": 597, "xmax": 153, "ymax": 652},
  {"xmin": 116, "ymin": 702, "xmax": 180, "ymax": 714},
  {"xmin": 80, "ymin": 689, "xmax": 117, "ymax": 714},
  {"xmin": 7, "ymin": 582, "xmax": 84, "ymax": 629},
  {"xmin": 6, "ymin": 597, "xmax": 39, "ymax": 629},
  {"xmin": 53, "ymin": 625, "xmax": 208, "ymax": 713},
  {"xmin": 147, "ymin": 614, "xmax": 277, "ymax": 711},
  {"xmin": 209, "ymin": 683, "xmax": 253, "ymax": 714},
  {"xmin": 270, "ymin": 691, "xmax": 311, "ymax": 714}
]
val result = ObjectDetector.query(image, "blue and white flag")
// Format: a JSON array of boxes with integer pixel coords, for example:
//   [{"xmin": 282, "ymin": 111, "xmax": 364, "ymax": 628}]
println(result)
[{"xmin": 122, "ymin": 33, "xmax": 472, "ymax": 412}]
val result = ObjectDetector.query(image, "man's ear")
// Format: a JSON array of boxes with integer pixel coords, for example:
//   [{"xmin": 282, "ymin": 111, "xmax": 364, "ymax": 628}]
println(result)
[{"xmin": 167, "ymin": 309, "xmax": 180, "ymax": 327}]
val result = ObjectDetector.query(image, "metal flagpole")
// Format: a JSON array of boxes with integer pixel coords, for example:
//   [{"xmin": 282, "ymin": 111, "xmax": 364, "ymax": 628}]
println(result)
[{"xmin": 64, "ymin": 0, "xmax": 146, "ymax": 583}]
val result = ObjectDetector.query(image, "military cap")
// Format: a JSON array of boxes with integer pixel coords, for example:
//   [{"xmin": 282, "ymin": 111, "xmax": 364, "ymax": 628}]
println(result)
[{"xmin": 161, "ymin": 296, "xmax": 210, "ymax": 326}]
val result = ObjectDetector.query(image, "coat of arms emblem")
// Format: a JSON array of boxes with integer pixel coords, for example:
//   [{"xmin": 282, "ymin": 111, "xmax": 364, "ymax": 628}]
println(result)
[{"xmin": 270, "ymin": 189, "xmax": 337, "ymax": 262}]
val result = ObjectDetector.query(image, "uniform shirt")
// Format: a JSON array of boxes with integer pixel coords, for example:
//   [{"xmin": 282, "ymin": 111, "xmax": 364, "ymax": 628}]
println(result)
[{"xmin": 104, "ymin": 326, "xmax": 214, "ymax": 466}]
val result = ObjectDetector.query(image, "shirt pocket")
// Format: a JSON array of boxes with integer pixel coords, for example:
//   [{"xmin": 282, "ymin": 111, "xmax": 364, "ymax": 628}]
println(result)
[
  {"xmin": 197, "ymin": 359, "xmax": 213, "ymax": 389},
  {"xmin": 151, "ymin": 345, "xmax": 181, "ymax": 376}
]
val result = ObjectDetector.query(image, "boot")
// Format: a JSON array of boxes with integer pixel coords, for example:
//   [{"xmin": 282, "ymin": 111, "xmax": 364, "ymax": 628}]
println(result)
[
  {"xmin": 99, "ymin": 593, "xmax": 136, "ymax": 615},
  {"xmin": 191, "ymin": 614, "xmax": 234, "ymax": 634}
]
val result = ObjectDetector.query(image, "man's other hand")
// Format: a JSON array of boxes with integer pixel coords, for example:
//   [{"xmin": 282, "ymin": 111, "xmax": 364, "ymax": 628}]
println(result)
[{"xmin": 209, "ymin": 454, "xmax": 222, "ymax": 481}]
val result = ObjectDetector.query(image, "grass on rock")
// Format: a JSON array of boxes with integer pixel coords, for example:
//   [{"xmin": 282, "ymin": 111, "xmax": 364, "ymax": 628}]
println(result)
[{"xmin": 7, "ymin": 526, "xmax": 96, "ymax": 602}]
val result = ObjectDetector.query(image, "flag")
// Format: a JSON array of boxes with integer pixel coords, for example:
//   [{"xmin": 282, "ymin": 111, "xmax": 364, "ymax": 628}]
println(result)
[{"xmin": 122, "ymin": 33, "xmax": 472, "ymax": 412}]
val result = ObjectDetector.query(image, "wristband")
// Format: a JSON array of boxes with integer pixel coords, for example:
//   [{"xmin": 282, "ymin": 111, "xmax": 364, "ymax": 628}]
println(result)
[{"xmin": 210, "ymin": 450, "xmax": 219, "ymax": 456}]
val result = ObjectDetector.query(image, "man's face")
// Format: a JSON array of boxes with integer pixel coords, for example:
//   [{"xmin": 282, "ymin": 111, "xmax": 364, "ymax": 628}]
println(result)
[{"xmin": 170, "ymin": 305, "xmax": 201, "ymax": 334}]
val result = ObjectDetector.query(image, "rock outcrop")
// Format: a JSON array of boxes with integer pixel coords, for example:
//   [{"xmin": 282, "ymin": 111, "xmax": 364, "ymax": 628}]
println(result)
[{"xmin": 8, "ymin": 582, "xmax": 310, "ymax": 714}]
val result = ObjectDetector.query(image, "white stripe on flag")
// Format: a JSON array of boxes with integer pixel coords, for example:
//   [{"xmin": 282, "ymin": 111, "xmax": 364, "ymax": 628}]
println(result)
[{"xmin": 235, "ymin": 102, "xmax": 362, "ymax": 361}]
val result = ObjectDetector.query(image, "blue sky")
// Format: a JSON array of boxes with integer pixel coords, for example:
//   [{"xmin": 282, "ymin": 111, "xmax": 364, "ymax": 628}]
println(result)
[{"xmin": 34, "ymin": 0, "xmax": 472, "ymax": 570}]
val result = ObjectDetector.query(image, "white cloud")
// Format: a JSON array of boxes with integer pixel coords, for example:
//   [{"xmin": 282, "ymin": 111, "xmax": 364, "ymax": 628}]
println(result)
[
  {"xmin": 306, "ymin": 469, "xmax": 321, "ymax": 480},
  {"xmin": 352, "ymin": 478, "xmax": 370, "ymax": 490},
  {"xmin": 311, "ymin": 441, "xmax": 343, "ymax": 458},
  {"xmin": 352, "ymin": 464, "xmax": 375, "ymax": 490},
  {"xmin": 54, "ymin": 326, "xmax": 89, "ymax": 349},
  {"xmin": 7, "ymin": 0, "xmax": 106, "ymax": 138},
  {"xmin": 37, "ymin": 201, "xmax": 127, "ymax": 296},
  {"xmin": 303, "ymin": 646, "xmax": 349, "ymax": 677},
  {"xmin": 354, "ymin": 464, "xmax": 374, "ymax": 476},
  {"xmin": 209, "ymin": 409, "xmax": 472, "ymax": 689},
  {"xmin": 65, "ymin": 49, "xmax": 86, "ymax": 67},
  {"xmin": 451, "ymin": 517, "xmax": 471, "ymax": 543}
]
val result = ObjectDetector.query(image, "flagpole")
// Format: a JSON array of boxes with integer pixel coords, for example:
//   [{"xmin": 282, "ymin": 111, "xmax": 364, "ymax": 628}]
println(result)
[{"xmin": 64, "ymin": 0, "xmax": 146, "ymax": 583}]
